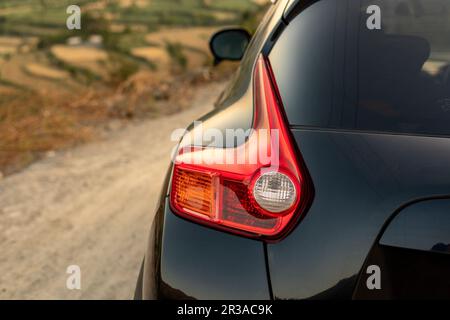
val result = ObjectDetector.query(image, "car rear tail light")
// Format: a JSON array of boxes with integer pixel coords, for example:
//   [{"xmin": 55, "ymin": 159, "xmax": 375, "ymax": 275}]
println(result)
[
  {"xmin": 170, "ymin": 55, "xmax": 313, "ymax": 240},
  {"xmin": 253, "ymin": 171, "xmax": 297, "ymax": 213}
]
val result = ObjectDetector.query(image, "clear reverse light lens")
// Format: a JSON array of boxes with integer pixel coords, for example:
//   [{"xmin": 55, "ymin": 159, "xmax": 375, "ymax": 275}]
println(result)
[{"xmin": 253, "ymin": 172, "xmax": 297, "ymax": 213}]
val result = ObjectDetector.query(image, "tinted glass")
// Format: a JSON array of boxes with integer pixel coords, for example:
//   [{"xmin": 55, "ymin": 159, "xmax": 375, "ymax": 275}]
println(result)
[
  {"xmin": 269, "ymin": 0, "xmax": 339, "ymax": 127},
  {"xmin": 211, "ymin": 30, "xmax": 249, "ymax": 61},
  {"xmin": 357, "ymin": 0, "xmax": 450, "ymax": 136}
]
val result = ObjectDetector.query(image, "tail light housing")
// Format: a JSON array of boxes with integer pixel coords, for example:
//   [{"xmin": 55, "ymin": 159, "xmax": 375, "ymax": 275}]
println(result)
[{"xmin": 170, "ymin": 55, "xmax": 313, "ymax": 240}]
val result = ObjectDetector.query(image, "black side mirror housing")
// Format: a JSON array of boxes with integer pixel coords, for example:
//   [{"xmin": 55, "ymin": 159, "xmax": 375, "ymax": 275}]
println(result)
[{"xmin": 209, "ymin": 28, "xmax": 251, "ymax": 65}]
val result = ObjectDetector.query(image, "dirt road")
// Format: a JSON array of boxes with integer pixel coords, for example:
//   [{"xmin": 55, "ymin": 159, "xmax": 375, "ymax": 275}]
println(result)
[{"xmin": 0, "ymin": 81, "xmax": 225, "ymax": 299}]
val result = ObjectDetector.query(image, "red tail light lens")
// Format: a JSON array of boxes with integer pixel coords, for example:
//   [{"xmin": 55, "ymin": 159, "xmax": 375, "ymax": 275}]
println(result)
[{"xmin": 170, "ymin": 55, "xmax": 313, "ymax": 240}]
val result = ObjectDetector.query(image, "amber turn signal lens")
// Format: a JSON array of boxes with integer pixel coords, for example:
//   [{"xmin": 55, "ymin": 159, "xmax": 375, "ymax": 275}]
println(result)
[{"xmin": 172, "ymin": 167, "xmax": 216, "ymax": 219}]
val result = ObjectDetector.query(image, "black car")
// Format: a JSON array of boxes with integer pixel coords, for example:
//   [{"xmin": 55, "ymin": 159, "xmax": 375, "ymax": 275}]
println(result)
[{"xmin": 135, "ymin": 0, "xmax": 450, "ymax": 300}]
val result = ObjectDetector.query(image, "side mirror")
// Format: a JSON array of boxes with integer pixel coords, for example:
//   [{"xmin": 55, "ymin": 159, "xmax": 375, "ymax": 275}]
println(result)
[{"xmin": 209, "ymin": 28, "xmax": 251, "ymax": 65}]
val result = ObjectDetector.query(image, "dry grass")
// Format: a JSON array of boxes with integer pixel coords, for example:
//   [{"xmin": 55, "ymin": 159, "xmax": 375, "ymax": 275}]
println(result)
[
  {"xmin": 51, "ymin": 45, "xmax": 108, "ymax": 62},
  {"xmin": 0, "ymin": 85, "xmax": 18, "ymax": 96},
  {"xmin": 25, "ymin": 63, "xmax": 69, "ymax": 80},
  {"xmin": 211, "ymin": 11, "xmax": 237, "ymax": 21},
  {"xmin": 183, "ymin": 49, "xmax": 208, "ymax": 69},
  {"xmin": 130, "ymin": 47, "xmax": 169, "ymax": 65},
  {"xmin": 0, "ymin": 36, "xmax": 23, "ymax": 47},
  {"xmin": 117, "ymin": 0, "xmax": 149, "ymax": 8},
  {"xmin": 0, "ymin": 5, "xmax": 32, "ymax": 16},
  {"xmin": 140, "ymin": 26, "xmax": 218, "ymax": 72},
  {"xmin": 0, "ymin": 92, "xmax": 96, "ymax": 173},
  {"xmin": 0, "ymin": 46, "xmax": 17, "ymax": 55},
  {"xmin": 109, "ymin": 24, "xmax": 127, "ymax": 33},
  {"xmin": 145, "ymin": 27, "xmax": 219, "ymax": 53},
  {"xmin": 0, "ymin": 36, "xmax": 39, "ymax": 53},
  {"xmin": 1, "ymin": 53, "xmax": 77, "ymax": 93},
  {"xmin": 0, "ymin": 36, "xmax": 21, "ymax": 55},
  {"xmin": 252, "ymin": 0, "xmax": 271, "ymax": 5},
  {"xmin": 82, "ymin": 0, "xmax": 108, "ymax": 11},
  {"xmin": 50, "ymin": 45, "xmax": 109, "ymax": 78}
]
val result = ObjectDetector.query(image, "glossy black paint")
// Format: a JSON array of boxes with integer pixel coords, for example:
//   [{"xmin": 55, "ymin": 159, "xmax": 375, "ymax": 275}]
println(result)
[
  {"xmin": 353, "ymin": 245, "xmax": 450, "ymax": 299},
  {"xmin": 138, "ymin": 164, "xmax": 272, "ymax": 300},
  {"xmin": 267, "ymin": 130, "xmax": 450, "ymax": 299},
  {"xmin": 352, "ymin": 199, "xmax": 450, "ymax": 299},
  {"xmin": 159, "ymin": 199, "xmax": 271, "ymax": 300},
  {"xmin": 139, "ymin": 167, "xmax": 272, "ymax": 300},
  {"xmin": 137, "ymin": 0, "xmax": 450, "ymax": 299}
]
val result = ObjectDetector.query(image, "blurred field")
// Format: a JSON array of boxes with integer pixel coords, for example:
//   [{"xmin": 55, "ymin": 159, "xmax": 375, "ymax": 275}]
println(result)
[{"xmin": 0, "ymin": 0, "xmax": 270, "ymax": 175}]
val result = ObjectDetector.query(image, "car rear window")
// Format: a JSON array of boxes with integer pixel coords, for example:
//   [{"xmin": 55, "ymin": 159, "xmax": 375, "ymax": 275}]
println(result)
[
  {"xmin": 270, "ymin": 0, "xmax": 450, "ymax": 136},
  {"xmin": 357, "ymin": 0, "xmax": 450, "ymax": 136},
  {"xmin": 268, "ymin": 0, "xmax": 341, "ymax": 128}
]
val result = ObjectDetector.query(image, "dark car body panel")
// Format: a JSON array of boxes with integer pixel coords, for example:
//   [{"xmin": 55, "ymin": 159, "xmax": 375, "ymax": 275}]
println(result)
[
  {"xmin": 352, "ymin": 198, "xmax": 450, "ymax": 299},
  {"xmin": 138, "ymin": 0, "xmax": 450, "ymax": 300},
  {"xmin": 158, "ymin": 199, "xmax": 271, "ymax": 300},
  {"xmin": 267, "ymin": 130, "xmax": 450, "ymax": 299},
  {"xmin": 354, "ymin": 245, "xmax": 450, "ymax": 299},
  {"xmin": 144, "ymin": 119, "xmax": 450, "ymax": 300},
  {"xmin": 139, "ymin": 166, "xmax": 272, "ymax": 300}
]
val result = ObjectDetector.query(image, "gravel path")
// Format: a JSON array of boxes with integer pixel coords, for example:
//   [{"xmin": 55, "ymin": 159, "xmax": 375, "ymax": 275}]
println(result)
[{"xmin": 0, "ymin": 81, "xmax": 225, "ymax": 299}]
